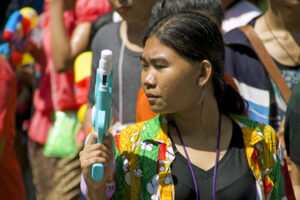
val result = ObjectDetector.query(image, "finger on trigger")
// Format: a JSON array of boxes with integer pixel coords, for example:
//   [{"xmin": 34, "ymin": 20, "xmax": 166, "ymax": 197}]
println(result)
[{"xmin": 103, "ymin": 134, "xmax": 113, "ymax": 147}]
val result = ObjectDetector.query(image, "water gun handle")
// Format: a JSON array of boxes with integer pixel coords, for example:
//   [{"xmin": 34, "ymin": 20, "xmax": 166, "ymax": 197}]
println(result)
[
  {"xmin": 91, "ymin": 163, "xmax": 104, "ymax": 181},
  {"xmin": 91, "ymin": 84, "xmax": 110, "ymax": 181},
  {"xmin": 90, "ymin": 49, "xmax": 112, "ymax": 182},
  {"xmin": 91, "ymin": 103, "xmax": 108, "ymax": 181}
]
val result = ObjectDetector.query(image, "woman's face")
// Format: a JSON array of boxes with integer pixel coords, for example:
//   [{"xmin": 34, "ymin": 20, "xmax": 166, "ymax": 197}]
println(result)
[
  {"xmin": 141, "ymin": 35, "xmax": 204, "ymax": 114},
  {"xmin": 109, "ymin": 0, "xmax": 157, "ymax": 23}
]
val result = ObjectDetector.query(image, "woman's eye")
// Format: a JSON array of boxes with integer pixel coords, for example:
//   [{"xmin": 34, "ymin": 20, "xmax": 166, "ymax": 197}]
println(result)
[
  {"xmin": 155, "ymin": 64, "xmax": 167, "ymax": 69},
  {"xmin": 142, "ymin": 64, "xmax": 149, "ymax": 69}
]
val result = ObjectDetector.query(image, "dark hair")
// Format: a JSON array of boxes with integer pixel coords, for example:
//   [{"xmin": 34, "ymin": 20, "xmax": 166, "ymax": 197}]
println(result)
[
  {"xmin": 144, "ymin": 11, "xmax": 246, "ymax": 115},
  {"xmin": 150, "ymin": 0, "xmax": 224, "ymax": 29}
]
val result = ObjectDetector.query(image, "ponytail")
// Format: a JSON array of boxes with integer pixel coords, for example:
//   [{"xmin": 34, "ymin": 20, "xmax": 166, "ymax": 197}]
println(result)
[{"xmin": 217, "ymin": 83, "xmax": 247, "ymax": 116}]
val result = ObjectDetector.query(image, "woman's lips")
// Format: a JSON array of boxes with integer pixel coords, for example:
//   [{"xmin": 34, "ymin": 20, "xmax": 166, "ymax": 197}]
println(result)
[
  {"xmin": 147, "ymin": 97, "xmax": 158, "ymax": 101},
  {"xmin": 146, "ymin": 94, "xmax": 160, "ymax": 101}
]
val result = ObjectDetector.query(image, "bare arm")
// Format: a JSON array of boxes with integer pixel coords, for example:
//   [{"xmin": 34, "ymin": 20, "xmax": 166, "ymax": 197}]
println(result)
[
  {"xmin": 291, "ymin": 162, "xmax": 300, "ymax": 198},
  {"xmin": 50, "ymin": 0, "xmax": 91, "ymax": 73}
]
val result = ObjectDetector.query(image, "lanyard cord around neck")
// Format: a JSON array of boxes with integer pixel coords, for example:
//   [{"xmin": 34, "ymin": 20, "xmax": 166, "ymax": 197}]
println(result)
[{"xmin": 172, "ymin": 113, "xmax": 222, "ymax": 200}]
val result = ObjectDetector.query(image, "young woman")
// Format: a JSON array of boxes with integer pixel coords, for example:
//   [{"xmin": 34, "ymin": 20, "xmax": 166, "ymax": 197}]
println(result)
[
  {"xmin": 136, "ymin": 0, "xmax": 226, "ymax": 123},
  {"xmin": 80, "ymin": 12, "xmax": 294, "ymax": 200}
]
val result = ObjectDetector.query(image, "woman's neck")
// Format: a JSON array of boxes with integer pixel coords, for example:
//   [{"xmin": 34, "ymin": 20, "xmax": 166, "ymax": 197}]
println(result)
[
  {"xmin": 266, "ymin": 2, "xmax": 300, "ymax": 36},
  {"xmin": 254, "ymin": 3, "xmax": 300, "ymax": 66},
  {"xmin": 120, "ymin": 20, "xmax": 149, "ymax": 52},
  {"xmin": 168, "ymin": 83, "xmax": 233, "ymax": 162},
  {"xmin": 171, "ymin": 85, "xmax": 221, "ymax": 140}
]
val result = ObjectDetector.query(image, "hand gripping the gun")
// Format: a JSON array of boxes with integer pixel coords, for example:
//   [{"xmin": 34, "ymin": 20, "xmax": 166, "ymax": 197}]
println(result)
[{"xmin": 80, "ymin": 131, "xmax": 114, "ymax": 198}]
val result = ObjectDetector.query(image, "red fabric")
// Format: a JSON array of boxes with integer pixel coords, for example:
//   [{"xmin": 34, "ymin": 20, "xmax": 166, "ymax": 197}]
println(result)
[
  {"xmin": 10, "ymin": 50, "xmax": 23, "ymax": 67},
  {"xmin": 0, "ymin": 57, "xmax": 26, "ymax": 200},
  {"xmin": 0, "ymin": 57, "xmax": 16, "ymax": 145},
  {"xmin": 281, "ymin": 160, "xmax": 296, "ymax": 200},
  {"xmin": 75, "ymin": 76, "xmax": 91, "ymax": 107},
  {"xmin": 158, "ymin": 143, "xmax": 166, "ymax": 161},
  {"xmin": 42, "ymin": 8, "xmax": 77, "ymax": 111},
  {"xmin": 76, "ymin": 128, "xmax": 86, "ymax": 143},
  {"xmin": 28, "ymin": 108, "xmax": 52, "ymax": 144},
  {"xmin": 263, "ymin": 178, "xmax": 273, "ymax": 195},
  {"xmin": 75, "ymin": 0, "xmax": 112, "ymax": 25},
  {"xmin": 114, "ymin": 134, "xmax": 120, "ymax": 151}
]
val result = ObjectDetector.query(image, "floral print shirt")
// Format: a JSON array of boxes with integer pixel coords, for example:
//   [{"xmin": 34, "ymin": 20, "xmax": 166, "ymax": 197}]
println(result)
[{"xmin": 112, "ymin": 114, "xmax": 295, "ymax": 200}]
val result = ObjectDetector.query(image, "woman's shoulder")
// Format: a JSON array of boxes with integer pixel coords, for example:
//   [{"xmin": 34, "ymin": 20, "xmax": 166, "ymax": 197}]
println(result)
[
  {"xmin": 231, "ymin": 114, "xmax": 296, "ymax": 199},
  {"xmin": 231, "ymin": 114, "xmax": 277, "ymax": 146},
  {"xmin": 114, "ymin": 115, "xmax": 162, "ymax": 153}
]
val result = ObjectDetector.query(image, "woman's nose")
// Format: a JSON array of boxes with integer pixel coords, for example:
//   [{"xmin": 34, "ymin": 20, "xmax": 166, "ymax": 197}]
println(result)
[{"xmin": 143, "ymin": 69, "xmax": 156, "ymax": 89}]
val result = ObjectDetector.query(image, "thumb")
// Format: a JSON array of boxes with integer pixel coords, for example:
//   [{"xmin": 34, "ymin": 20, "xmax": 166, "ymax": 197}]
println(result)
[{"xmin": 85, "ymin": 131, "xmax": 98, "ymax": 146}]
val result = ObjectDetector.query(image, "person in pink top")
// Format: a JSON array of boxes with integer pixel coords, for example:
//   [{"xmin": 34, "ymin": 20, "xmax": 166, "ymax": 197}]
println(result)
[
  {"xmin": 0, "ymin": 56, "xmax": 26, "ymax": 200},
  {"xmin": 27, "ymin": 0, "xmax": 111, "ymax": 199}
]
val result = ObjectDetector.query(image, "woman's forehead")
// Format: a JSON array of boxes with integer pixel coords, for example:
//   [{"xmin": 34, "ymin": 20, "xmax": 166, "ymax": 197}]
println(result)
[
  {"xmin": 142, "ymin": 36, "xmax": 195, "ymax": 67},
  {"xmin": 143, "ymin": 36, "xmax": 178, "ymax": 59}
]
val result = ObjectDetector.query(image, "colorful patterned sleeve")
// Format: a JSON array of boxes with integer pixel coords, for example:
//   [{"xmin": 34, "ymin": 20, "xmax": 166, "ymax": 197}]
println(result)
[
  {"xmin": 233, "ymin": 114, "xmax": 295, "ymax": 199},
  {"xmin": 274, "ymin": 140, "xmax": 295, "ymax": 199},
  {"xmin": 112, "ymin": 134, "xmax": 130, "ymax": 199},
  {"xmin": 257, "ymin": 123, "xmax": 295, "ymax": 200}
]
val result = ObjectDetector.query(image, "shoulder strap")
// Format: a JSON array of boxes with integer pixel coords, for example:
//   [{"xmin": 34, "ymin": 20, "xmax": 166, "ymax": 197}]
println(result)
[{"xmin": 239, "ymin": 25, "xmax": 291, "ymax": 103}]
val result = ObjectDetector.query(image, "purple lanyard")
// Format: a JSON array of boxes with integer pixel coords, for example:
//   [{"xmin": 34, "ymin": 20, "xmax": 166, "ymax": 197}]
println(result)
[{"xmin": 173, "ymin": 113, "xmax": 222, "ymax": 200}]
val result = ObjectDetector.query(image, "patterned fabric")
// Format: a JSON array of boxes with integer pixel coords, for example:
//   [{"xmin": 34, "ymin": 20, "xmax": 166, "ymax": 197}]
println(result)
[{"xmin": 113, "ymin": 114, "xmax": 295, "ymax": 200}]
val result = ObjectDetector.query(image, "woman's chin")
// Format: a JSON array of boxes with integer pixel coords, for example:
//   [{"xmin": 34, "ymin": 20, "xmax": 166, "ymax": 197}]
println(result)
[{"xmin": 149, "ymin": 106, "xmax": 165, "ymax": 114}]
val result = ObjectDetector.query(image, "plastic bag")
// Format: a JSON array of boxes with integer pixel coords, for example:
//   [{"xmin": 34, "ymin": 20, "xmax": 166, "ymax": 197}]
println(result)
[{"xmin": 43, "ymin": 111, "xmax": 80, "ymax": 158}]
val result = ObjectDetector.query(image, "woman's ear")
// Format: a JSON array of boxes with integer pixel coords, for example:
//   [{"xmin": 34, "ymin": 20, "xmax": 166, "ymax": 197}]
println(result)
[{"xmin": 197, "ymin": 60, "xmax": 212, "ymax": 87}]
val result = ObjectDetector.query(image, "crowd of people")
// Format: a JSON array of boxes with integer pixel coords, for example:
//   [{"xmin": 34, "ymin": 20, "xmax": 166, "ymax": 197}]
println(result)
[{"xmin": 0, "ymin": 0, "xmax": 300, "ymax": 199}]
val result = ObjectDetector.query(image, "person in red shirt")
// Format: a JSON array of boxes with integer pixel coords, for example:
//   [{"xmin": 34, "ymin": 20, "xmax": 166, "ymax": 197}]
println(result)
[
  {"xmin": 0, "ymin": 56, "xmax": 26, "ymax": 200},
  {"xmin": 27, "ymin": 0, "xmax": 112, "ymax": 199}
]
